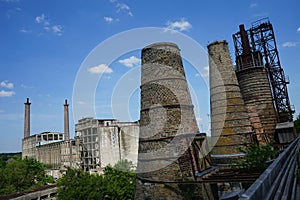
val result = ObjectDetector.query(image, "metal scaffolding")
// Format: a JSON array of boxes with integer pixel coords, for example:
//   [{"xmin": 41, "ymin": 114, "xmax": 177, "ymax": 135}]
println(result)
[{"xmin": 233, "ymin": 18, "xmax": 294, "ymax": 122}]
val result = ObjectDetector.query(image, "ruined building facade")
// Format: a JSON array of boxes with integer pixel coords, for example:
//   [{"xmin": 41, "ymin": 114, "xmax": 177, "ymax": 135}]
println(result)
[
  {"xmin": 75, "ymin": 117, "xmax": 139, "ymax": 171},
  {"xmin": 21, "ymin": 98, "xmax": 139, "ymax": 172},
  {"xmin": 22, "ymin": 99, "xmax": 83, "ymax": 169}
]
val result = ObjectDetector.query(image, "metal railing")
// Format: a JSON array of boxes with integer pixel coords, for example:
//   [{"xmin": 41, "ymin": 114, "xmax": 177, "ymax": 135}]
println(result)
[{"xmin": 239, "ymin": 136, "xmax": 300, "ymax": 200}]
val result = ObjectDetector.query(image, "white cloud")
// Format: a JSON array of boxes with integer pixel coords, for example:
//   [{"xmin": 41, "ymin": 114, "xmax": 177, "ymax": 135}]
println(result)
[
  {"xmin": 166, "ymin": 18, "xmax": 192, "ymax": 32},
  {"xmin": 297, "ymin": 27, "xmax": 300, "ymax": 32},
  {"xmin": 0, "ymin": 81, "xmax": 14, "ymax": 89},
  {"xmin": 35, "ymin": 14, "xmax": 49, "ymax": 25},
  {"xmin": 196, "ymin": 66, "xmax": 209, "ymax": 78},
  {"xmin": 0, "ymin": 90, "xmax": 15, "ymax": 97},
  {"xmin": 52, "ymin": 25, "xmax": 63, "ymax": 36},
  {"xmin": 282, "ymin": 42, "xmax": 298, "ymax": 47},
  {"xmin": 104, "ymin": 17, "xmax": 113, "ymax": 23},
  {"xmin": 19, "ymin": 28, "xmax": 31, "ymax": 33},
  {"xmin": 116, "ymin": 3, "xmax": 133, "ymax": 16},
  {"xmin": 203, "ymin": 66, "xmax": 209, "ymax": 72},
  {"xmin": 104, "ymin": 16, "xmax": 119, "ymax": 23},
  {"xmin": 35, "ymin": 14, "xmax": 63, "ymax": 36},
  {"xmin": 88, "ymin": 64, "xmax": 113, "ymax": 74},
  {"xmin": 250, "ymin": 3, "xmax": 258, "ymax": 8},
  {"xmin": 119, "ymin": 56, "xmax": 140, "ymax": 67}
]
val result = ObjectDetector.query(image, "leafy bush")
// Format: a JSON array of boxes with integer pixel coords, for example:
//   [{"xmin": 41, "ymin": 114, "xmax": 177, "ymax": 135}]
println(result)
[
  {"xmin": 231, "ymin": 143, "xmax": 278, "ymax": 172},
  {"xmin": 0, "ymin": 157, "xmax": 54, "ymax": 196},
  {"xmin": 57, "ymin": 159, "xmax": 136, "ymax": 200},
  {"xmin": 294, "ymin": 114, "xmax": 300, "ymax": 134}
]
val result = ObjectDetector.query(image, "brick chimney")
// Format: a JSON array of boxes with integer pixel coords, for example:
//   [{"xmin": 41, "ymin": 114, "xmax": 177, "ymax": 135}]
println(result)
[
  {"xmin": 64, "ymin": 99, "xmax": 70, "ymax": 140},
  {"xmin": 24, "ymin": 98, "xmax": 31, "ymax": 138}
]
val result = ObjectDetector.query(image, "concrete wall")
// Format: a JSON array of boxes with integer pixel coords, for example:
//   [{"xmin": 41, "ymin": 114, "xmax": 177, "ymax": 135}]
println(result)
[
  {"xmin": 22, "ymin": 136, "xmax": 37, "ymax": 159},
  {"xmin": 99, "ymin": 126, "xmax": 121, "ymax": 167},
  {"xmin": 99, "ymin": 123, "xmax": 139, "ymax": 168},
  {"xmin": 11, "ymin": 186, "xmax": 57, "ymax": 200},
  {"xmin": 36, "ymin": 142, "xmax": 61, "ymax": 168},
  {"xmin": 22, "ymin": 132, "xmax": 82, "ymax": 170},
  {"xmin": 119, "ymin": 124, "xmax": 139, "ymax": 167},
  {"xmin": 75, "ymin": 118, "xmax": 139, "ymax": 171}
]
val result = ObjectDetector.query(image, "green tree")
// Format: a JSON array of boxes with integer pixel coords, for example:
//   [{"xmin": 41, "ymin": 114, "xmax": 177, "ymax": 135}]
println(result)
[
  {"xmin": 294, "ymin": 113, "xmax": 300, "ymax": 134},
  {"xmin": 57, "ymin": 168, "xmax": 104, "ymax": 200},
  {"xmin": 0, "ymin": 157, "xmax": 54, "ymax": 196},
  {"xmin": 102, "ymin": 162, "xmax": 136, "ymax": 199},
  {"xmin": 231, "ymin": 143, "xmax": 278, "ymax": 172},
  {"xmin": 0, "ymin": 153, "xmax": 21, "ymax": 168},
  {"xmin": 57, "ymin": 160, "xmax": 136, "ymax": 200}
]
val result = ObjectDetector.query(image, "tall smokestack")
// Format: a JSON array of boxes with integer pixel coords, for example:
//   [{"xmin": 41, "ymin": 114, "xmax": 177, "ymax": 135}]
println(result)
[
  {"xmin": 135, "ymin": 42, "xmax": 212, "ymax": 199},
  {"xmin": 208, "ymin": 41, "xmax": 253, "ymax": 162},
  {"xmin": 239, "ymin": 24, "xmax": 251, "ymax": 55},
  {"xmin": 64, "ymin": 99, "xmax": 70, "ymax": 140},
  {"xmin": 24, "ymin": 98, "xmax": 31, "ymax": 138}
]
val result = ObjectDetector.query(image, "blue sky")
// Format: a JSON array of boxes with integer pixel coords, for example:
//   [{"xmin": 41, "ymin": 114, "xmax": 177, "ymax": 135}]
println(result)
[{"xmin": 0, "ymin": 0, "xmax": 299, "ymax": 152}]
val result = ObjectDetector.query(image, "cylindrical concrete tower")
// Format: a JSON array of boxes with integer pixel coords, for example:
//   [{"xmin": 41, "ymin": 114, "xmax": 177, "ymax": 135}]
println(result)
[
  {"xmin": 236, "ymin": 67, "xmax": 277, "ymax": 142},
  {"xmin": 208, "ymin": 41, "xmax": 253, "ymax": 159},
  {"xmin": 24, "ymin": 98, "xmax": 31, "ymax": 138},
  {"xmin": 135, "ymin": 42, "xmax": 212, "ymax": 199},
  {"xmin": 64, "ymin": 99, "xmax": 70, "ymax": 141}
]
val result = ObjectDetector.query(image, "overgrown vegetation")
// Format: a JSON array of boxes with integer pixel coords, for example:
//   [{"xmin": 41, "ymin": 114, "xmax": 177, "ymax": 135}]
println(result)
[
  {"xmin": 57, "ymin": 159, "xmax": 136, "ymax": 200},
  {"xmin": 0, "ymin": 157, "xmax": 54, "ymax": 196},
  {"xmin": 231, "ymin": 143, "xmax": 278, "ymax": 172},
  {"xmin": 294, "ymin": 113, "xmax": 300, "ymax": 134},
  {"xmin": 294, "ymin": 114, "xmax": 300, "ymax": 182},
  {"xmin": 0, "ymin": 152, "xmax": 21, "ymax": 168}
]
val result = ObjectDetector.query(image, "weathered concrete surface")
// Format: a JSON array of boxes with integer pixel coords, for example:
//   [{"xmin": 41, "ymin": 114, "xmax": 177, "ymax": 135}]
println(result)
[
  {"xmin": 75, "ymin": 118, "xmax": 139, "ymax": 171},
  {"xmin": 10, "ymin": 186, "xmax": 57, "ymax": 200}
]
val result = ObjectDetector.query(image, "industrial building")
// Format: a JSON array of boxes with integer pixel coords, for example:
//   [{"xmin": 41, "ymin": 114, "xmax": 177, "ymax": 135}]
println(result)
[
  {"xmin": 21, "ymin": 98, "xmax": 83, "ymax": 169},
  {"xmin": 21, "ymin": 98, "xmax": 139, "ymax": 173},
  {"xmin": 75, "ymin": 117, "xmax": 139, "ymax": 171},
  {"xmin": 20, "ymin": 18, "xmax": 296, "ymax": 199}
]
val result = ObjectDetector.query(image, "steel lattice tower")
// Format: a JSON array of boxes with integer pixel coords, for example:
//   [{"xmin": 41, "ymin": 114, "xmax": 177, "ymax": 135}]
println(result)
[{"xmin": 233, "ymin": 18, "xmax": 294, "ymax": 123}]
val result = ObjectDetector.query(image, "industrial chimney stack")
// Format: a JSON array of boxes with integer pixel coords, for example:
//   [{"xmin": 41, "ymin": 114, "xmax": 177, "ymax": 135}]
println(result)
[
  {"xmin": 135, "ymin": 42, "xmax": 212, "ymax": 199},
  {"xmin": 64, "ymin": 99, "xmax": 70, "ymax": 141},
  {"xmin": 24, "ymin": 98, "xmax": 31, "ymax": 138}
]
